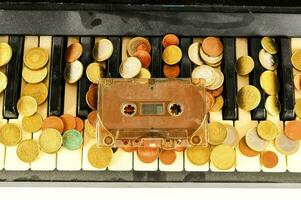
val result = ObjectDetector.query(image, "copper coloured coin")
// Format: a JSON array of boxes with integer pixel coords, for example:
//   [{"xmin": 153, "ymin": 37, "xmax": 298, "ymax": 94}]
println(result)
[
  {"xmin": 121, "ymin": 146, "xmax": 137, "ymax": 153},
  {"xmin": 65, "ymin": 42, "xmax": 83, "ymax": 63},
  {"xmin": 133, "ymin": 50, "xmax": 151, "ymax": 68},
  {"xmin": 163, "ymin": 64, "xmax": 180, "ymax": 78},
  {"xmin": 206, "ymin": 92, "xmax": 215, "ymax": 111},
  {"xmin": 285, "ymin": 121, "xmax": 301, "ymax": 141},
  {"xmin": 60, "ymin": 114, "xmax": 76, "ymax": 131},
  {"xmin": 209, "ymin": 85, "xmax": 223, "ymax": 97},
  {"xmin": 174, "ymin": 146, "xmax": 186, "ymax": 152},
  {"xmin": 89, "ymin": 84, "xmax": 97, "ymax": 90},
  {"xmin": 261, "ymin": 151, "xmax": 278, "ymax": 168},
  {"xmin": 238, "ymin": 136, "xmax": 260, "ymax": 157},
  {"xmin": 41, "ymin": 116, "xmax": 64, "ymax": 133},
  {"xmin": 202, "ymin": 37, "xmax": 223, "ymax": 57},
  {"xmin": 74, "ymin": 117, "xmax": 84, "ymax": 132},
  {"xmin": 87, "ymin": 111, "xmax": 97, "ymax": 127},
  {"xmin": 162, "ymin": 34, "xmax": 179, "ymax": 48},
  {"xmin": 159, "ymin": 149, "xmax": 176, "ymax": 165},
  {"xmin": 86, "ymin": 86, "xmax": 98, "ymax": 110},
  {"xmin": 137, "ymin": 147, "xmax": 159, "ymax": 163}
]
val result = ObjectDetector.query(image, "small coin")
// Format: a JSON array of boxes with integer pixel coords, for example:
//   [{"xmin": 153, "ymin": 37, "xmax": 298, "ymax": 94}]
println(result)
[
  {"xmin": 93, "ymin": 39, "xmax": 113, "ymax": 62},
  {"xmin": 294, "ymin": 99, "xmax": 301, "ymax": 118},
  {"xmin": 0, "ymin": 71, "xmax": 8, "ymax": 93},
  {"xmin": 259, "ymin": 49, "xmax": 278, "ymax": 70},
  {"xmin": 137, "ymin": 147, "xmax": 160, "ymax": 163},
  {"xmin": 41, "ymin": 116, "xmax": 64, "ymax": 133},
  {"xmin": 208, "ymin": 122, "xmax": 227, "ymax": 145},
  {"xmin": 65, "ymin": 42, "xmax": 83, "ymax": 63},
  {"xmin": 24, "ymin": 47, "xmax": 48, "ymax": 70},
  {"xmin": 22, "ymin": 82, "xmax": 48, "ymax": 105},
  {"xmin": 174, "ymin": 146, "xmax": 186, "ymax": 152},
  {"xmin": 261, "ymin": 37, "xmax": 278, "ymax": 55},
  {"xmin": 39, "ymin": 128, "xmax": 62, "ymax": 154},
  {"xmin": 210, "ymin": 144, "xmax": 236, "ymax": 170},
  {"xmin": 60, "ymin": 114, "xmax": 76, "ymax": 131},
  {"xmin": 261, "ymin": 151, "xmax": 278, "ymax": 168},
  {"xmin": 0, "ymin": 42, "xmax": 12, "ymax": 67},
  {"xmin": 121, "ymin": 146, "xmax": 137, "ymax": 153},
  {"xmin": 86, "ymin": 85, "xmax": 98, "ymax": 110},
  {"xmin": 127, "ymin": 37, "xmax": 151, "ymax": 57},
  {"xmin": 86, "ymin": 62, "xmax": 105, "ymax": 84},
  {"xmin": 163, "ymin": 64, "xmax": 180, "ymax": 78},
  {"xmin": 22, "ymin": 112, "xmax": 43, "ymax": 133},
  {"xmin": 186, "ymin": 146, "xmax": 210, "ymax": 165},
  {"xmin": 292, "ymin": 50, "xmax": 301, "ymax": 71},
  {"xmin": 260, "ymin": 70, "xmax": 279, "ymax": 95},
  {"xmin": 17, "ymin": 139, "xmax": 40, "ymax": 163},
  {"xmin": 162, "ymin": 45, "xmax": 182, "ymax": 65},
  {"xmin": 207, "ymin": 68, "xmax": 224, "ymax": 90},
  {"xmin": 294, "ymin": 73, "xmax": 301, "ymax": 91},
  {"xmin": 133, "ymin": 50, "xmax": 151, "ymax": 68},
  {"xmin": 62, "ymin": 129, "xmax": 83, "ymax": 150},
  {"xmin": 0, "ymin": 123, "xmax": 22, "ymax": 146},
  {"xmin": 85, "ymin": 121, "xmax": 96, "ymax": 138},
  {"xmin": 245, "ymin": 127, "xmax": 269, "ymax": 152},
  {"xmin": 119, "ymin": 57, "xmax": 142, "ymax": 78},
  {"xmin": 235, "ymin": 56, "xmax": 254, "ymax": 75},
  {"xmin": 206, "ymin": 91, "xmax": 215, "ymax": 111},
  {"xmin": 257, "ymin": 120, "xmax": 278, "ymax": 141},
  {"xmin": 238, "ymin": 136, "xmax": 260, "ymax": 157},
  {"xmin": 87, "ymin": 110, "xmax": 97, "ymax": 127},
  {"xmin": 237, "ymin": 85, "xmax": 261, "ymax": 111},
  {"xmin": 223, "ymin": 125, "xmax": 239, "ymax": 147},
  {"xmin": 209, "ymin": 85, "xmax": 223, "ymax": 97},
  {"xmin": 285, "ymin": 120, "xmax": 301, "ymax": 141},
  {"xmin": 64, "ymin": 60, "xmax": 84, "ymax": 84},
  {"xmin": 159, "ymin": 149, "xmax": 176, "ymax": 165},
  {"xmin": 74, "ymin": 117, "xmax": 84, "ymax": 132},
  {"xmin": 136, "ymin": 68, "xmax": 151, "ymax": 79},
  {"xmin": 17, "ymin": 96, "xmax": 37, "ymax": 117},
  {"xmin": 265, "ymin": 95, "xmax": 281, "ymax": 116},
  {"xmin": 162, "ymin": 34, "xmax": 179, "ymax": 48},
  {"xmin": 188, "ymin": 42, "xmax": 204, "ymax": 65},
  {"xmin": 202, "ymin": 37, "xmax": 223, "ymax": 57},
  {"xmin": 22, "ymin": 66, "xmax": 48, "ymax": 83},
  {"xmin": 191, "ymin": 65, "xmax": 215, "ymax": 87},
  {"xmin": 199, "ymin": 47, "xmax": 223, "ymax": 66},
  {"xmin": 88, "ymin": 144, "xmax": 113, "ymax": 169},
  {"xmin": 275, "ymin": 133, "xmax": 300, "ymax": 155},
  {"xmin": 210, "ymin": 95, "xmax": 224, "ymax": 112}
]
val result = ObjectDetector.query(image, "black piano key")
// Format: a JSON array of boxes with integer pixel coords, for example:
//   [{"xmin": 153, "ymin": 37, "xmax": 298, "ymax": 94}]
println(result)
[
  {"xmin": 179, "ymin": 37, "xmax": 192, "ymax": 78},
  {"xmin": 248, "ymin": 37, "xmax": 266, "ymax": 120},
  {"xmin": 150, "ymin": 37, "xmax": 163, "ymax": 78},
  {"xmin": 277, "ymin": 38, "xmax": 295, "ymax": 120},
  {"xmin": 221, "ymin": 37, "xmax": 238, "ymax": 120},
  {"xmin": 3, "ymin": 36, "xmax": 24, "ymax": 119},
  {"xmin": 106, "ymin": 37, "xmax": 121, "ymax": 78},
  {"xmin": 76, "ymin": 37, "xmax": 94, "ymax": 118},
  {"xmin": 47, "ymin": 36, "xmax": 66, "ymax": 116}
]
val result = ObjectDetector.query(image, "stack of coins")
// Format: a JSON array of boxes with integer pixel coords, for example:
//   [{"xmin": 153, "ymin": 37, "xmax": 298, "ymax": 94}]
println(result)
[{"xmin": 0, "ymin": 42, "xmax": 12, "ymax": 94}]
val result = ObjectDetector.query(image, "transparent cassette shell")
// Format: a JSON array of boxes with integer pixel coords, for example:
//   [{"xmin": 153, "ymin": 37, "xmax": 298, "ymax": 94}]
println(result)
[{"xmin": 97, "ymin": 78, "xmax": 208, "ymax": 149}]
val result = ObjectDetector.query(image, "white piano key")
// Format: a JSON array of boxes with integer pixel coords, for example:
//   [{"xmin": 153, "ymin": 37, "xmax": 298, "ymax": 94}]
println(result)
[
  {"xmin": 159, "ymin": 151, "xmax": 183, "ymax": 172},
  {"xmin": 108, "ymin": 148, "xmax": 133, "ymax": 171}
]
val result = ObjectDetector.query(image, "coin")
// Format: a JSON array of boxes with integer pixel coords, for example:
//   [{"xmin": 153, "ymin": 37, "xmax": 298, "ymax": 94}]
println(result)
[
  {"xmin": 162, "ymin": 45, "xmax": 182, "ymax": 65},
  {"xmin": 292, "ymin": 50, "xmax": 301, "ymax": 71},
  {"xmin": 41, "ymin": 116, "xmax": 64, "ymax": 133},
  {"xmin": 17, "ymin": 139, "xmax": 39, "ymax": 163},
  {"xmin": 238, "ymin": 136, "xmax": 260, "ymax": 157},
  {"xmin": 162, "ymin": 34, "xmax": 179, "ymax": 48},
  {"xmin": 65, "ymin": 42, "xmax": 83, "ymax": 63},
  {"xmin": 259, "ymin": 49, "xmax": 278, "ymax": 70},
  {"xmin": 206, "ymin": 92, "xmax": 215, "ymax": 111},
  {"xmin": 223, "ymin": 125, "xmax": 239, "ymax": 147},
  {"xmin": 260, "ymin": 70, "xmax": 279, "ymax": 95},
  {"xmin": 261, "ymin": 151, "xmax": 278, "ymax": 168},
  {"xmin": 39, "ymin": 128, "xmax": 62, "ymax": 154},
  {"xmin": 75, "ymin": 117, "xmax": 84, "ymax": 132},
  {"xmin": 93, "ymin": 39, "xmax": 113, "ymax": 62},
  {"xmin": 86, "ymin": 85, "xmax": 98, "ymax": 110},
  {"xmin": 159, "ymin": 149, "xmax": 176, "ymax": 165},
  {"xmin": 261, "ymin": 37, "xmax": 278, "ymax": 55},
  {"xmin": 24, "ymin": 47, "xmax": 48, "ymax": 70},
  {"xmin": 235, "ymin": 56, "xmax": 254, "ymax": 75},
  {"xmin": 119, "ymin": 57, "xmax": 142, "ymax": 78},
  {"xmin": 121, "ymin": 146, "xmax": 137, "ymax": 153},
  {"xmin": 163, "ymin": 64, "xmax": 180, "ymax": 78},
  {"xmin": 188, "ymin": 42, "xmax": 204, "ymax": 65},
  {"xmin": 60, "ymin": 114, "xmax": 76, "ymax": 131},
  {"xmin": 208, "ymin": 122, "xmax": 227, "ymax": 145},
  {"xmin": 285, "ymin": 120, "xmax": 301, "ymax": 141},
  {"xmin": 237, "ymin": 85, "xmax": 261, "ymax": 111},
  {"xmin": 22, "ymin": 112, "xmax": 43, "ymax": 133},
  {"xmin": 202, "ymin": 37, "xmax": 223, "ymax": 57},
  {"xmin": 0, "ymin": 42, "xmax": 12, "ymax": 67},
  {"xmin": 174, "ymin": 146, "xmax": 186, "ymax": 152},
  {"xmin": 207, "ymin": 68, "xmax": 224, "ymax": 90},
  {"xmin": 210, "ymin": 95, "xmax": 224, "ymax": 112},
  {"xmin": 127, "ymin": 37, "xmax": 151, "ymax": 57},
  {"xmin": 210, "ymin": 144, "xmax": 236, "ymax": 170},
  {"xmin": 86, "ymin": 62, "xmax": 105, "ymax": 84},
  {"xmin": 191, "ymin": 65, "xmax": 215, "ymax": 87},
  {"xmin": 257, "ymin": 120, "xmax": 278, "ymax": 141},
  {"xmin": 209, "ymin": 85, "xmax": 223, "ymax": 97},
  {"xmin": 295, "ymin": 99, "xmax": 301, "ymax": 118},
  {"xmin": 0, "ymin": 71, "xmax": 7, "ymax": 94},
  {"xmin": 0, "ymin": 123, "xmax": 22, "ymax": 146},
  {"xmin": 17, "ymin": 96, "xmax": 37, "ymax": 117},
  {"xmin": 88, "ymin": 144, "xmax": 113, "ymax": 168},
  {"xmin": 87, "ymin": 110, "xmax": 97, "ymax": 127},
  {"xmin": 294, "ymin": 73, "xmax": 301, "ymax": 91},
  {"xmin": 64, "ymin": 60, "xmax": 84, "ymax": 84},
  {"xmin": 265, "ymin": 95, "xmax": 281, "ymax": 116},
  {"xmin": 22, "ymin": 66, "xmax": 48, "ymax": 83},
  {"xmin": 136, "ymin": 68, "xmax": 151, "ymax": 79},
  {"xmin": 137, "ymin": 147, "xmax": 159, "ymax": 163},
  {"xmin": 275, "ymin": 133, "xmax": 300, "ymax": 155},
  {"xmin": 62, "ymin": 129, "xmax": 83, "ymax": 150},
  {"xmin": 186, "ymin": 146, "xmax": 210, "ymax": 165},
  {"xmin": 133, "ymin": 50, "xmax": 151, "ymax": 68},
  {"xmin": 199, "ymin": 46, "xmax": 223, "ymax": 65},
  {"xmin": 86, "ymin": 121, "xmax": 96, "ymax": 138},
  {"xmin": 22, "ymin": 82, "xmax": 48, "ymax": 105},
  {"xmin": 245, "ymin": 127, "xmax": 269, "ymax": 152}
]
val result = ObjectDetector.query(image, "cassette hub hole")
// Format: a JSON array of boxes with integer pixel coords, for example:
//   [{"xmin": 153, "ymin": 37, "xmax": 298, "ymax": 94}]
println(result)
[
  {"xmin": 123, "ymin": 104, "xmax": 136, "ymax": 116},
  {"xmin": 169, "ymin": 103, "xmax": 183, "ymax": 116}
]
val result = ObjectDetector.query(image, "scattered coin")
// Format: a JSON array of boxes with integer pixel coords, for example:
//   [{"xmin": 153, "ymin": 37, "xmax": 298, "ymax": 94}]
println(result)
[
  {"xmin": 206, "ymin": 92, "xmax": 215, "ymax": 111},
  {"xmin": 88, "ymin": 144, "xmax": 113, "ymax": 169},
  {"xmin": 188, "ymin": 42, "xmax": 204, "ymax": 65},
  {"xmin": 133, "ymin": 50, "xmax": 151, "ymax": 68},
  {"xmin": 22, "ymin": 112, "xmax": 43, "ymax": 133},
  {"xmin": 22, "ymin": 82, "xmax": 48, "ymax": 105},
  {"xmin": 22, "ymin": 66, "xmax": 48, "ymax": 83},
  {"xmin": 64, "ymin": 60, "xmax": 84, "ymax": 84},
  {"xmin": 275, "ymin": 133, "xmax": 300, "ymax": 155},
  {"xmin": 74, "ymin": 117, "xmax": 84, "ymax": 132},
  {"xmin": 0, "ymin": 123, "xmax": 22, "ymax": 146},
  {"xmin": 294, "ymin": 73, "xmax": 301, "ymax": 91},
  {"xmin": 137, "ymin": 147, "xmax": 159, "ymax": 163},
  {"xmin": 60, "ymin": 114, "xmax": 76, "ymax": 131},
  {"xmin": 235, "ymin": 56, "xmax": 254, "ymax": 75},
  {"xmin": 162, "ymin": 34, "xmax": 179, "ymax": 48},
  {"xmin": 285, "ymin": 120, "xmax": 301, "ymax": 141},
  {"xmin": 0, "ymin": 71, "xmax": 7, "ymax": 94},
  {"xmin": 265, "ymin": 95, "xmax": 281, "ymax": 116},
  {"xmin": 17, "ymin": 96, "xmax": 37, "ymax": 117},
  {"xmin": 93, "ymin": 39, "xmax": 113, "ymax": 62},
  {"xmin": 86, "ymin": 85, "xmax": 98, "ymax": 110},
  {"xmin": 259, "ymin": 49, "xmax": 278, "ymax": 70},
  {"xmin": 191, "ymin": 65, "xmax": 215, "ymax": 87},
  {"xmin": 261, "ymin": 151, "xmax": 278, "ymax": 168},
  {"xmin": 186, "ymin": 146, "xmax": 210, "ymax": 165},
  {"xmin": 0, "ymin": 42, "xmax": 12, "ymax": 67},
  {"xmin": 86, "ymin": 62, "xmax": 105, "ymax": 84},
  {"xmin": 245, "ymin": 127, "xmax": 269, "ymax": 152},
  {"xmin": 210, "ymin": 95, "xmax": 224, "ymax": 112},
  {"xmin": 261, "ymin": 37, "xmax": 278, "ymax": 55},
  {"xmin": 199, "ymin": 47, "xmax": 223, "ymax": 66},
  {"xmin": 159, "ymin": 149, "xmax": 176, "ymax": 165},
  {"xmin": 237, "ymin": 85, "xmax": 261, "ymax": 111},
  {"xmin": 127, "ymin": 37, "xmax": 151, "ymax": 57},
  {"xmin": 119, "ymin": 57, "xmax": 142, "ymax": 78},
  {"xmin": 121, "ymin": 146, "xmax": 137, "ymax": 153},
  {"xmin": 39, "ymin": 128, "xmax": 62, "ymax": 154},
  {"xmin": 207, "ymin": 68, "xmax": 224, "ymax": 90},
  {"xmin": 17, "ymin": 139, "xmax": 40, "ymax": 163},
  {"xmin": 295, "ymin": 99, "xmax": 301, "ymax": 118},
  {"xmin": 87, "ymin": 110, "xmax": 97, "ymax": 127},
  {"xmin": 136, "ymin": 68, "xmax": 151, "ymax": 79},
  {"xmin": 162, "ymin": 45, "xmax": 182, "ymax": 65},
  {"xmin": 62, "ymin": 129, "xmax": 83, "ymax": 150},
  {"xmin": 210, "ymin": 144, "xmax": 236, "ymax": 170},
  {"xmin": 209, "ymin": 85, "xmax": 223, "ymax": 97},
  {"xmin": 260, "ymin": 71, "xmax": 279, "ymax": 95},
  {"xmin": 41, "ymin": 116, "xmax": 64, "ymax": 133},
  {"xmin": 201, "ymin": 37, "xmax": 223, "ymax": 57},
  {"xmin": 24, "ymin": 47, "xmax": 48, "ymax": 70},
  {"xmin": 65, "ymin": 42, "xmax": 83, "ymax": 63},
  {"xmin": 163, "ymin": 64, "xmax": 180, "ymax": 78},
  {"xmin": 208, "ymin": 122, "xmax": 227, "ymax": 145},
  {"xmin": 291, "ymin": 50, "xmax": 301, "ymax": 71},
  {"xmin": 223, "ymin": 125, "xmax": 239, "ymax": 147},
  {"xmin": 238, "ymin": 136, "xmax": 260, "ymax": 157},
  {"xmin": 257, "ymin": 120, "xmax": 278, "ymax": 141}
]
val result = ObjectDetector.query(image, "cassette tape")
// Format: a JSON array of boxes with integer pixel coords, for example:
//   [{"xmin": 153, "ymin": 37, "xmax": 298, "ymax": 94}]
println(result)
[{"xmin": 97, "ymin": 78, "xmax": 208, "ymax": 149}]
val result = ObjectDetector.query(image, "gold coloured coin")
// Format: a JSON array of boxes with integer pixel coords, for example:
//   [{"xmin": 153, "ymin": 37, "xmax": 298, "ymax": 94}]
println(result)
[
  {"xmin": 245, "ymin": 127, "xmax": 269, "ymax": 152},
  {"xmin": 208, "ymin": 121, "xmax": 227, "ymax": 145},
  {"xmin": 24, "ymin": 47, "xmax": 48, "ymax": 70},
  {"xmin": 0, "ymin": 123, "xmax": 22, "ymax": 146},
  {"xmin": 39, "ymin": 128, "xmax": 62, "ymax": 154},
  {"xmin": 136, "ymin": 68, "xmax": 151, "ymax": 79},
  {"xmin": 64, "ymin": 60, "xmax": 84, "ymax": 84},
  {"xmin": 292, "ymin": 50, "xmax": 301, "ymax": 71},
  {"xmin": 86, "ymin": 62, "xmax": 105, "ymax": 84},
  {"xmin": 210, "ymin": 144, "xmax": 236, "ymax": 170},
  {"xmin": 119, "ymin": 57, "xmax": 142, "ymax": 78},
  {"xmin": 188, "ymin": 42, "xmax": 203, "ymax": 65},
  {"xmin": 210, "ymin": 95, "xmax": 224, "ymax": 112},
  {"xmin": 259, "ymin": 49, "xmax": 278, "ymax": 70},
  {"xmin": 294, "ymin": 99, "xmax": 301, "ymax": 118},
  {"xmin": 265, "ymin": 95, "xmax": 281, "ymax": 116},
  {"xmin": 22, "ymin": 66, "xmax": 48, "ymax": 83},
  {"xmin": 223, "ymin": 125, "xmax": 239, "ymax": 147},
  {"xmin": 93, "ymin": 39, "xmax": 114, "ymax": 62},
  {"xmin": 162, "ymin": 45, "xmax": 182, "ymax": 65},
  {"xmin": 86, "ymin": 121, "xmax": 96, "ymax": 138},
  {"xmin": 186, "ymin": 146, "xmax": 210, "ymax": 165},
  {"xmin": 0, "ymin": 42, "xmax": 12, "ymax": 67},
  {"xmin": 294, "ymin": 73, "xmax": 301, "ymax": 91},
  {"xmin": 17, "ymin": 139, "xmax": 40, "ymax": 163},
  {"xmin": 235, "ymin": 56, "xmax": 254, "ymax": 75},
  {"xmin": 88, "ymin": 144, "xmax": 113, "ymax": 169},
  {"xmin": 261, "ymin": 37, "xmax": 278, "ymax": 55},
  {"xmin": 17, "ymin": 96, "xmax": 38, "ymax": 117},
  {"xmin": 275, "ymin": 133, "xmax": 300, "ymax": 155},
  {"xmin": 0, "ymin": 71, "xmax": 8, "ymax": 94},
  {"xmin": 207, "ymin": 68, "xmax": 224, "ymax": 90},
  {"xmin": 260, "ymin": 70, "xmax": 279, "ymax": 95},
  {"xmin": 237, "ymin": 85, "xmax": 261, "ymax": 111},
  {"xmin": 22, "ymin": 82, "xmax": 48, "ymax": 105},
  {"xmin": 22, "ymin": 112, "xmax": 43, "ymax": 133},
  {"xmin": 257, "ymin": 120, "xmax": 278, "ymax": 141}
]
